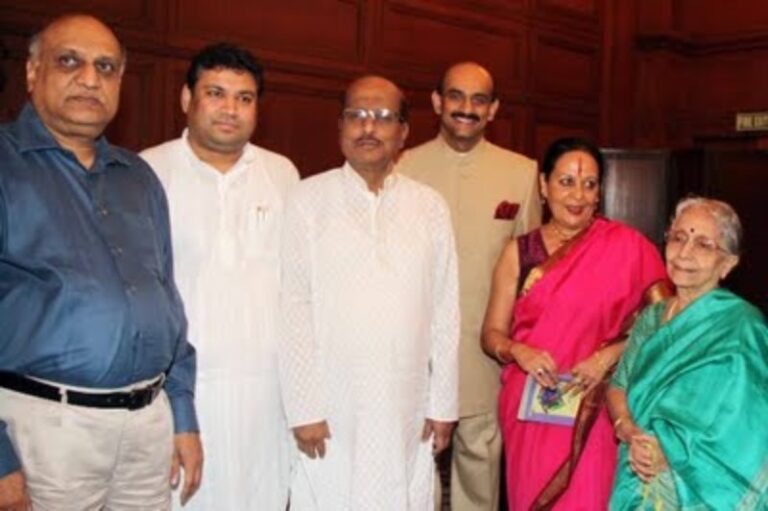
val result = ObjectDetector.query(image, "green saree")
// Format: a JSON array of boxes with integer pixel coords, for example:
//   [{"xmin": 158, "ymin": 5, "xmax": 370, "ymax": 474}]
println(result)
[{"xmin": 610, "ymin": 288, "xmax": 768, "ymax": 510}]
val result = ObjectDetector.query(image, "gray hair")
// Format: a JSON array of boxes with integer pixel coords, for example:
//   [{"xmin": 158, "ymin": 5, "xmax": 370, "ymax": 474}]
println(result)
[
  {"xmin": 27, "ymin": 17, "xmax": 128, "ymax": 66},
  {"xmin": 28, "ymin": 32, "xmax": 41, "ymax": 59},
  {"xmin": 672, "ymin": 196, "xmax": 742, "ymax": 255}
]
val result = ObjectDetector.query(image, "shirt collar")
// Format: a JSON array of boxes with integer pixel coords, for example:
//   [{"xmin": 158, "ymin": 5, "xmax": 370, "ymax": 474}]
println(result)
[
  {"xmin": 436, "ymin": 134, "xmax": 487, "ymax": 163},
  {"xmin": 181, "ymin": 128, "xmax": 256, "ymax": 174},
  {"xmin": 15, "ymin": 102, "xmax": 129, "ymax": 167},
  {"xmin": 342, "ymin": 161, "xmax": 399, "ymax": 195}
]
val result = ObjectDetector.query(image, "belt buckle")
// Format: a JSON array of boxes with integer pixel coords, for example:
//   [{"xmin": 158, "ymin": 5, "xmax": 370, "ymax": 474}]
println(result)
[
  {"xmin": 126, "ymin": 376, "xmax": 163, "ymax": 411},
  {"xmin": 126, "ymin": 387, "xmax": 147, "ymax": 411}
]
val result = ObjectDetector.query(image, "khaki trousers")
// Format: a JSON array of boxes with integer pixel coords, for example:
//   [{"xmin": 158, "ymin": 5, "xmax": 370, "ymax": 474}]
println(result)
[
  {"xmin": 449, "ymin": 411, "xmax": 502, "ymax": 511},
  {"xmin": 0, "ymin": 380, "xmax": 173, "ymax": 511}
]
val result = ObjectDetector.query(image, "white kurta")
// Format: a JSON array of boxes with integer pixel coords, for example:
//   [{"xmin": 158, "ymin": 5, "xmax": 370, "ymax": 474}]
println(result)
[
  {"xmin": 280, "ymin": 164, "xmax": 460, "ymax": 511},
  {"xmin": 141, "ymin": 134, "xmax": 299, "ymax": 510}
]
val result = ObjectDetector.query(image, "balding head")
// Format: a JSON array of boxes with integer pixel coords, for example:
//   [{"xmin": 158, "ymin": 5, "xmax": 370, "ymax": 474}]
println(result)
[
  {"xmin": 343, "ymin": 75, "xmax": 408, "ymax": 122},
  {"xmin": 29, "ymin": 15, "xmax": 125, "ymax": 62},
  {"xmin": 432, "ymin": 61, "xmax": 499, "ymax": 152},
  {"xmin": 339, "ymin": 75, "xmax": 409, "ymax": 176},
  {"xmin": 437, "ymin": 61, "xmax": 495, "ymax": 99},
  {"xmin": 26, "ymin": 14, "xmax": 125, "ymax": 146}
]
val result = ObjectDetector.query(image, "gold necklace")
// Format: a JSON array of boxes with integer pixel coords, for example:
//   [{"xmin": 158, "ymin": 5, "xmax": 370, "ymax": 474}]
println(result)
[{"xmin": 551, "ymin": 222, "xmax": 577, "ymax": 241}]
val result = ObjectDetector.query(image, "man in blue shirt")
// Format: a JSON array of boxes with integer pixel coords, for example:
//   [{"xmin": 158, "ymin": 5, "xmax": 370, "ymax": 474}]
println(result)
[{"xmin": 0, "ymin": 14, "xmax": 202, "ymax": 510}]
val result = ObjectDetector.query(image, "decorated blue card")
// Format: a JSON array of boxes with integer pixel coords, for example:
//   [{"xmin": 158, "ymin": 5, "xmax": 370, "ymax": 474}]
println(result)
[{"xmin": 517, "ymin": 373, "xmax": 582, "ymax": 426}]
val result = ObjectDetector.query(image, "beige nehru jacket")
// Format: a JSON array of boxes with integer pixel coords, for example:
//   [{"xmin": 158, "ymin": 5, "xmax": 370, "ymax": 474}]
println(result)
[{"xmin": 398, "ymin": 137, "xmax": 541, "ymax": 417}]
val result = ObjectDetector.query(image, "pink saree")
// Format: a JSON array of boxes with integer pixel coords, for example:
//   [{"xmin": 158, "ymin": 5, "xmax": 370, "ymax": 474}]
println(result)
[{"xmin": 499, "ymin": 218, "xmax": 668, "ymax": 510}]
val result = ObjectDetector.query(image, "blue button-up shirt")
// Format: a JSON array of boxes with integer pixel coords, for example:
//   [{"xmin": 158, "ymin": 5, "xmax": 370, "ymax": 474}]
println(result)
[{"xmin": 0, "ymin": 104, "xmax": 197, "ymax": 476}]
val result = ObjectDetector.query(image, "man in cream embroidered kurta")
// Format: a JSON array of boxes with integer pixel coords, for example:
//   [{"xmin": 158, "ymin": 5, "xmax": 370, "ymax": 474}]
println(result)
[
  {"xmin": 141, "ymin": 44, "xmax": 299, "ymax": 510},
  {"xmin": 398, "ymin": 62, "xmax": 540, "ymax": 511},
  {"xmin": 280, "ymin": 76, "xmax": 459, "ymax": 510}
]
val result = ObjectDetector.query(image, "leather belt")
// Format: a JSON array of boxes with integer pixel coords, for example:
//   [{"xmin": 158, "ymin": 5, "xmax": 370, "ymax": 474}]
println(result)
[{"xmin": 0, "ymin": 371, "xmax": 164, "ymax": 411}]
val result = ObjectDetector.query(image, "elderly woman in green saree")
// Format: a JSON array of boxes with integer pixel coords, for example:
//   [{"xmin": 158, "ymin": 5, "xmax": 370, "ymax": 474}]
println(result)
[{"xmin": 608, "ymin": 197, "xmax": 768, "ymax": 510}]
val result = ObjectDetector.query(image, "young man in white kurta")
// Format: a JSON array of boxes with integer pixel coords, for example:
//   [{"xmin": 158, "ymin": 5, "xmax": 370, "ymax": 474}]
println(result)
[
  {"xmin": 141, "ymin": 44, "xmax": 299, "ymax": 510},
  {"xmin": 280, "ymin": 76, "xmax": 459, "ymax": 510}
]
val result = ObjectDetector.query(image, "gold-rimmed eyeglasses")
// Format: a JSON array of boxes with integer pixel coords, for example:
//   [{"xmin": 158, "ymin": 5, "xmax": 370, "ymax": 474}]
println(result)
[
  {"xmin": 664, "ymin": 229, "xmax": 727, "ymax": 256},
  {"xmin": 340, "ymin": 108, "xmax": 403, "ymax": 126}
]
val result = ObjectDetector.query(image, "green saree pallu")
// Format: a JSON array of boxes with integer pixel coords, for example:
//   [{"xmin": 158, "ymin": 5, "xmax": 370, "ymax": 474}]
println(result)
[{"xmin": 610, "ymin": 289, "xmax": 768, "ymax": 510}]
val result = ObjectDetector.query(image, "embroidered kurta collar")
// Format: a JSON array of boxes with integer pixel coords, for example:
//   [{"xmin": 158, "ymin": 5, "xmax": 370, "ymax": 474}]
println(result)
[{"xmin": 341, "ymin": 161, "xmax": 399, "ymax": 196}]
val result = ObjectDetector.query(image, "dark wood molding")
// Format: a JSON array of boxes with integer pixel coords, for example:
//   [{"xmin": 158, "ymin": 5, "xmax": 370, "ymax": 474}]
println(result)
[{"xmin": 637, "ymin": 29, "xmax": 768, "ymax": 55}]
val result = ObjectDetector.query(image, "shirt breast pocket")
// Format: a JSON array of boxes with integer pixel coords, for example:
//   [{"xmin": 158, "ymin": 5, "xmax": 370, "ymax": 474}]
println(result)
[{"xmin": 244, "ymin": 202, "xmax": 281, "ymax": 260}]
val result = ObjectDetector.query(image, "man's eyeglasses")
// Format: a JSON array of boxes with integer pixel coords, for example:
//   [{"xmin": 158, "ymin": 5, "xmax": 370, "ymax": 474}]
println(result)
[
  {"xmin": 664, "ymin": 229, "xmax": 727, "ymax": 256},
  {"xmin": 340, "ymin": 108, "xmax": 404, "ymax": 126}
]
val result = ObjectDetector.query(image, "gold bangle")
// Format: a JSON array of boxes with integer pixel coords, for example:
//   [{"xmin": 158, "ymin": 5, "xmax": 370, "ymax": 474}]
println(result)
[{"xmin": 613, "ymin": 415, "xmax": 630, "ymax": 430}]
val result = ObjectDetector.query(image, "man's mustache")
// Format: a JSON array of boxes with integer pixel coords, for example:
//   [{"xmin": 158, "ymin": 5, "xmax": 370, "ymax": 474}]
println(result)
[
  {"xmin": 451, "ymin": 112, "xmax": 481, "ymax": 122},
  {"xmin": 66, "ymin": 94, "xmax": 104, "ymax": 105},
  {"xmin": 354, "ymin": 135, "xmax": 382, "ymax": 145}
]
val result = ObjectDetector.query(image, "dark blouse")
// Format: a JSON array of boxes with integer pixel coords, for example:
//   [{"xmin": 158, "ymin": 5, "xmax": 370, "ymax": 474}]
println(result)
[{"xmin": 516, "ymin": 228, "xmax": 548, "ymax": 296}]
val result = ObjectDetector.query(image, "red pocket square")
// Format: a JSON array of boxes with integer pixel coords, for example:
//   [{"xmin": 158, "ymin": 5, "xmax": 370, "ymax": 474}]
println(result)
[{"xmin": 494, "ymin": 201, "xmax": 520, "ymax": 220}]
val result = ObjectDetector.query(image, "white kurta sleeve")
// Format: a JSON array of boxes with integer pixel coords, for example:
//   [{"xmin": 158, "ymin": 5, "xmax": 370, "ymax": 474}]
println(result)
[
  {"xmin": 278, "ymin": 194, "xmax": 327, "ymax": 428},
  {"xmin": 427, "ymin": 198, "xmax": 460, "ymax": 421}
]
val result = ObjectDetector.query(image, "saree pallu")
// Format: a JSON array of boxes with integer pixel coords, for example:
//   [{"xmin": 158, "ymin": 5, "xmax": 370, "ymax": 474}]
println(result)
[
  {"xmin": 500, "ymin": 218, "xmax": 667, "ymax": 510},
  {"xmin": 610, "ymin": 289, "xmax": 768, "ymax": 511}
]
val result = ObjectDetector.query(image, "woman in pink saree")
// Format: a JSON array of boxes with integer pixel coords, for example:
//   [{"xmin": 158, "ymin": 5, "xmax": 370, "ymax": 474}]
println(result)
[{"xmin": 482, "ymin": 138, "xmax": 670, "ymax": 510}]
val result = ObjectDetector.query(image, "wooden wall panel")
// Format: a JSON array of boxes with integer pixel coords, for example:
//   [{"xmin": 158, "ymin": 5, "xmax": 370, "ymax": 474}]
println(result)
[
  {"xmin": 385, "ymin": 0, "xmax": 527, "ymax": 29},
  {"xmin": 676, "ymin": 0, "xmax": 768, "ymax": 36},
  {"xmin": 599, "ymin": 0, "xmax": 637, "ymax": 146},
  {"xmin": 255, "ymin": 89, "xmax": 344, "ymax": 176},
  {"xmin": 251, "ymin": 68, "xmax": 348, "ymax": 176},
  {"xmin": 674, "ymin": 50, "xmax": 768, "ymax": 139},
  {"xmin": 430, "ymin": 0, "xmax": 527, "ymax": 15},
  {"xmin": 0, "ymin": 0, "xmax": 613, "ymax": 172},
  {"xmin": 688, "ymin": 51, "xmax": 768, "ymax": 111},
  {"xmin": 531, "ymin": 35, "xmax": 599, "ymax": 101},
  {"xmin": 635, "ymin": 0, "xmax": 677, "ymax": 33},
  {"xmin": 633, "ymin": 51, "xmax": 690, "ymax": 147},
  {"xmin": 168, "ymin": 0, "xmax": 362, "ymax": 65},
  {"xmin": 601, "ymin": 150, "xmax": 670, "ymax": 245},
  {"xmin": 0, "ymin": 0, "xmax": 164, "ymax": 42},
  {"xmin": 401, "ymin": 105, "xmax": 439, "ymax": 150},
  {"xmin": 630, "ymin": 0, "xmax": 768, "ymax": 147},
  {"xmin": 0, "ymin": 34, "xmax": 27, "ymax": 123},
  {"xmin": 535, "ymin": 0, "xmax": 599, "ymax": 18},
  {"xmin": 532, "ymin": 109, "xmax": 598, "ymax": 159},
  {"xmin": 161, "ymin": 59, "xmax": 191, "ymax": 143},
  {"xmin": 377, "ymin": 1, "xmax": 526, "ymax": 93},
  {"xmin": 493, "ymin": 104, "xmax": 530, "ymax": 154}
]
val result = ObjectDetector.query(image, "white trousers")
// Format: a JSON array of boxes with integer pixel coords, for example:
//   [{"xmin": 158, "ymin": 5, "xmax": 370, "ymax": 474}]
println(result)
[
  {"xmin": 0, "ymin": 380, "xmax": 173, "ymax": 511},
  {"xmin": 175, "ymin": 373, "xmax": 291, "ymax": 511}
]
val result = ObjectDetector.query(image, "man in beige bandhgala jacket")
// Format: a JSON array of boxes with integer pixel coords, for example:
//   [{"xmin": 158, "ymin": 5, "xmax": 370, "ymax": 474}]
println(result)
[{"xmin": 398, "ymin": 62, "xmax": 541, "ymax": 511}]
